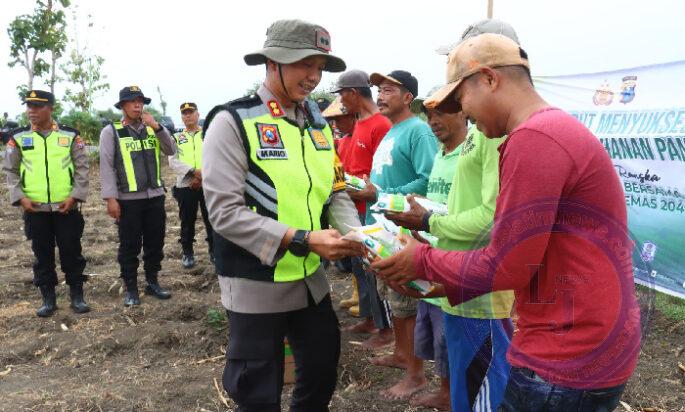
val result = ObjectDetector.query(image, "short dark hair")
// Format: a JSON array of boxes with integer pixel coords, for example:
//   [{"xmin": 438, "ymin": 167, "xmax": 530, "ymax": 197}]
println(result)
[{"xmin": 353, "ymin": 87, "xmax": 372, "ymax": 99}]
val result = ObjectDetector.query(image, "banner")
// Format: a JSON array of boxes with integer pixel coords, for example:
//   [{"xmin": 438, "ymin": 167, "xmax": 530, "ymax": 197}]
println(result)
[{"xmin": 534, "ymin": 61, "xmax": 685, "ymax": 300}]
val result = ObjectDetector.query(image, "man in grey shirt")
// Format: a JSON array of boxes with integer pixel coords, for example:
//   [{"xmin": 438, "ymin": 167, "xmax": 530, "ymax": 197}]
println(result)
[
  {"xmin": 203, "ymin": 19, "xmax": 362, "ymax": 412},
  {"xmin": 99, "ymin": 86, "xmax": 176, "ymax": 306}
]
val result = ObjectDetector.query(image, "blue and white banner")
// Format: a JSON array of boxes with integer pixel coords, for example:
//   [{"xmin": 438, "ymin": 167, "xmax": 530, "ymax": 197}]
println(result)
[{"xmin": 535, "ymin": 61, "xmax": 685, "ymax": 300}]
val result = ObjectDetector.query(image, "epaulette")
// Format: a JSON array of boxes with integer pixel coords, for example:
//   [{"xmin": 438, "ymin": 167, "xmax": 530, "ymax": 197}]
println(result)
[
  {"xmin": 8, "ymin": 125, "xmax": 30, "ymax": 138},
  {"xmin": 58, "ymin": 124, "xmax": 80, "ymax": 135},
  {"xmin": 225, "ymin": 94, "xmax": 262, "ymax": 111}
]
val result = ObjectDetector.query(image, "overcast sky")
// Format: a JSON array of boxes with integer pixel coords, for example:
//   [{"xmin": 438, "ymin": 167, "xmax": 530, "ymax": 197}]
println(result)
[{"xmin": 2, "ymin": 0, "xmax": 684, "ymax": 124}]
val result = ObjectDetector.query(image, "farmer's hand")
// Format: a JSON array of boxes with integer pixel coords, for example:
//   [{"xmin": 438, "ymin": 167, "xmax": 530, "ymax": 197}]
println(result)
[
  {"xmin": 371, "ymin": 234, "xmax": 421, "ymax": 284},
  {"xmin": 351, "ymin": 175, "xmax": 377, "ymax": 203},
  {"xmin": 385, "ymin": 195, "xmax": 429, "ymax": 231}
]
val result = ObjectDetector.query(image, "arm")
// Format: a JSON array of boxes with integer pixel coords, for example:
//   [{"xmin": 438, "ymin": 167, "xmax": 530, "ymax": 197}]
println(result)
[
  {"xmin": 384, "ymin": 131, "xmax": 437, "ymax": 196},
  {"xmin": 156, "ymin": 126, "xmax": 176, "ymax": 156},
  {"xmin": 328, "ymin": 151, "xmax": 361, "ymax": 233},
  {"xmin": 429, "ymin": 135, "xmax": 502, "ymax": 244},
  {"xmin": 167, "ymin": 134, "xmax": 194, "ymax": 177},
  {"xmin": 69, "ymin": 135, "xmax": 89, "ymax": 202},
  {"xmin": 99, "ymin": 125, "xmax": 119, "ymax": 200},
  {"xmin": 415, "ymin": 130, "xmax": 574, "ymax": 306},
  {"xmin": 2, "ymin": 138, "xmax": 25, "ymax": 206},
  {"xmin": 202, "ymin": 110, "xmax": 289, "ymax": 266}
]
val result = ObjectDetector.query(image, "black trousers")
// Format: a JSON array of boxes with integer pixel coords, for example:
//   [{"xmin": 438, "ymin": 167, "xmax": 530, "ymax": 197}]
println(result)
[
  {"xmin": 223, "ymin": 294, "xmax": 341, "ymax": 412},
  {"xmin": 172, "ymin": 186, "xmax": 213, "ymax": 255},
  {"xmin": 24, "ymin": 209, "xmax": 86, "ymax": 288},
  {"xmin": 117, "ymin": 196, "xmax": 166, "ymax": 285}
]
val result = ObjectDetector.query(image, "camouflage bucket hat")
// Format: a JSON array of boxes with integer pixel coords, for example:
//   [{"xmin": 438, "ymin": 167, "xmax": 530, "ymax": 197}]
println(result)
[{"xmin": 244, "ymin": 19, "xmax": 346, "ymax": 72}]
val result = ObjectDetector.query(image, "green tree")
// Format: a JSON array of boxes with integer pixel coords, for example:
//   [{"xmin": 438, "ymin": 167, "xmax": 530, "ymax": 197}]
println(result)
[
  {"xmin": 7, "ymin": 0, "xmax": 71, "ymax": 97},
  {"xmin": 245, "ymin": 81, "xmax": 261, "ymax": 96},
  {"xmin": 59, "ymin": 109, "xmax": 102, "ymax": 144},
  {"xmin": 62, "ymin": 49, "xmax": 109, "ymax": 111}
]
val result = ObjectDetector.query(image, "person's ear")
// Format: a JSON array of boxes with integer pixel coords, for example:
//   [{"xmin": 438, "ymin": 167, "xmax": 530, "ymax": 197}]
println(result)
[{"xmin": 480, "ymin": 67, "xmax": 499, "ymax": 90}]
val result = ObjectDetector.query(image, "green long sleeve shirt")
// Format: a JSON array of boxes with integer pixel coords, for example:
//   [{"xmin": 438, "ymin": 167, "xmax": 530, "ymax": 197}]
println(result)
[{"xmin": 429, "ymin": 127, "xmax": 514, "ymax": 318}]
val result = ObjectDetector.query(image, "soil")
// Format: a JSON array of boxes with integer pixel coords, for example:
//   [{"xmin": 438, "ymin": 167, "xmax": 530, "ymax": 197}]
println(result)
[{"xmin": 0, "ymin": 165, "xmax": 683, "ymax": 412}]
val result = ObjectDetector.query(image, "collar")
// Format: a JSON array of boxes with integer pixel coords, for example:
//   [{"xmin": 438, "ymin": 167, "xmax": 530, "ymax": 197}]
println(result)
[
  {"xmin": 257, "ymin": 84, "xmax": 306, "ymax": 124},
  {"xmin": 121, "ymin": 118, "xmax": 145, "ymax": 129},
  {"xmin": 31, "ymin": 120, "xmax": 58, "ymax": 133}
]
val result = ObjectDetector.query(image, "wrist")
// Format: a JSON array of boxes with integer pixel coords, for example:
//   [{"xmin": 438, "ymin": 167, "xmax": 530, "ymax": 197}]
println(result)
[
  {"xmin": 287, "ymin": 229, "xmax": 311, "ymax": 257},
  {"xmin": 421, "ymin": 211, "xmax": 433, "ymax": 232}
]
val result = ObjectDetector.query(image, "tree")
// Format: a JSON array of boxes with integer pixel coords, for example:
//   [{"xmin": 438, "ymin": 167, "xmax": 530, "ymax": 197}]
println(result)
[
  {"xmin": 62, "ymin": 49, "xmax": 109, "ymax": 111},
  {"xmin": 156, "ymin": 86, "xmax": 168, "ymax": 116},
  {"xmin": 245, "ymin": 81, "xmax": 261, "ymax": 96},
  {"xmin": 7, "ymin": 0, "xmax": 71, "ymax": 97}
]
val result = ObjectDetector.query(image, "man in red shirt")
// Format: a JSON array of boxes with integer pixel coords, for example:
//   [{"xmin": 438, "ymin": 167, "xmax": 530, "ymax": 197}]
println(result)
[
  {"xmin": 332, "ymin": 69, "xmax": 394, "ymax": 346},
  {"xmin": 372, "ymin": 33, "xmax": 641, "ymax": 411}
]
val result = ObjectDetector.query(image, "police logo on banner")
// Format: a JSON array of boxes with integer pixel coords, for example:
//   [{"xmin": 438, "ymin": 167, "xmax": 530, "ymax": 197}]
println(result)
[
  {"xmin": 620, "ymin": 75, "xmax": 637, "ymax": 104},
  {"xmin": 256, "ymin": 123, "xmax": 288, "ymax": 160},
  {"xmin": 592, "ymin": 81, "xmax": 614, "ymax": 106}
]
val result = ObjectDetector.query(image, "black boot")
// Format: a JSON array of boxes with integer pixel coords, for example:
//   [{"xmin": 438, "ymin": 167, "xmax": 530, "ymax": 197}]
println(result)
[
  {"xmin": 36, "ymin": 285, "xmax": 57, "ymax": 317},
  {"xmin": 69, "ymin": 284, "xmax": 90, "ymax": 314},
  {"xmin": 144, "ymin": 273, "xmax": 171, "ymax": 300},
  {"xmin": 123, "ymin": 278, "xmax": 141, "ymax": 307}
]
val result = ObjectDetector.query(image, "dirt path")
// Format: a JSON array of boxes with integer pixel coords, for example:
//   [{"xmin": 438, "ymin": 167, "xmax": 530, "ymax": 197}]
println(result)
[{"xmin": 0, "ymin": 165, "xmax": 683, "ymax": 411}]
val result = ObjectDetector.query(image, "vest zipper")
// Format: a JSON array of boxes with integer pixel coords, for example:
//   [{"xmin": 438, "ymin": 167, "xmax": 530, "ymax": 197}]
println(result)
[
  {"xmin": 300, "ymin": 127, "xmax": 314, "ymax": 277},
  {"xmin": 42, "ymin": 135, "xmax": 52, "ymax": 203}
]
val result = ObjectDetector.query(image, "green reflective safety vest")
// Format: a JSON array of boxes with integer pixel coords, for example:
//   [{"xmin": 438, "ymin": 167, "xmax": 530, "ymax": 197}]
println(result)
[
  {"xmin": 13, "ymin": 125, "xmax": 76, "ymax": 203},
  {"xmin": 207, "ymin": 96, "xmax": 336, "ymax": 283},
  {"xmin": 112, "ymin": 122, "xmax": 162, "ymax": 193},
  {"xmin": 174, "ymin": 129, "xmax": 203, "ymax": 169}
]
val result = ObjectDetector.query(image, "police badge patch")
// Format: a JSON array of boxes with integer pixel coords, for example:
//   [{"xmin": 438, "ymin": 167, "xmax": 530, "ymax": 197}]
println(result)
[
  {"xmin": 308, "ymin": 127, "xmax": 331, "ymax": 150},
  {"xmin": 58, "ymin": 136, "xmax": 70, "ymax": 147},
  {"xmin": 256, "ymin": 123, "xmax": 288, "ymax": 160}
]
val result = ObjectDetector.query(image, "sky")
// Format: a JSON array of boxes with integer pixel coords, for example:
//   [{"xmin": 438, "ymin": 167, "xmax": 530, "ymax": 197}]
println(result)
[{"xmin": 2, "ymin": 0, "xmax": 684, "ymax": 124}]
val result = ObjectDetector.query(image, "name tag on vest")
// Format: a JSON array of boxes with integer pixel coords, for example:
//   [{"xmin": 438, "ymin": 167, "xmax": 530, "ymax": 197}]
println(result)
[{"xmin": 256, "ymin": 123, "xmax": 288, "ymax": 160}]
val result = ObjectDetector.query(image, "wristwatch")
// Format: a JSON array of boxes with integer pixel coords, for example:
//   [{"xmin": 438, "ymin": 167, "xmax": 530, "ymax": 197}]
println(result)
[{"xmin": 288, "ymin": 230, "xmax": 310, "ymax": 257}]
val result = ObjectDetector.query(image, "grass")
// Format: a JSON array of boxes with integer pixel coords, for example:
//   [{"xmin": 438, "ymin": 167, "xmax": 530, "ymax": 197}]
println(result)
[
  {"xmin": 655, "ymin": 291, "xmax": 685, "ymax": 321},
  {"xmin": 206, "ymin": 308, "xmax": 227, "ymax": 330}
]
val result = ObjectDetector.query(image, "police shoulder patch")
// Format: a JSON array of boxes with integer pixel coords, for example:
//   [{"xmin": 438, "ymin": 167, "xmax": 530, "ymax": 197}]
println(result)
[{"xmin": 308, "ymin": 127, "xmax": 331, "ymax": 150}]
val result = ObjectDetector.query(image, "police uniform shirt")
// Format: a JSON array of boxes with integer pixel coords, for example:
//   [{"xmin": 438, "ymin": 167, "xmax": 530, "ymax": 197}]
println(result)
[
  {"xmin": 99, "ymin": 120, "xmax": 176, "ymax": 200},
  {"xmin": 202, "ymin": 85, "xmax": 361, "ymax": 314},
  {"xmin": 3, "ymin": 123, "xmax": 89, "ymax": 212},
  {"xmin": 169, "ymin": 129, "xmax": 202, "ymax": 188}
]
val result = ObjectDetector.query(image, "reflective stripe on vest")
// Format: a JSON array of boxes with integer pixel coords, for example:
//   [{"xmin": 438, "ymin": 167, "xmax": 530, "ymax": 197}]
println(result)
[
  {"xmin": 15, "ymin": 129, "xmax": 74, "ymax": 203},
  {"xmin": 174, "ymin": 130, "xmax": 203, "ymax": 169},
  {"xmin": 112, "ymin": 122, "xmax": 161, "ymax": 193}
]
